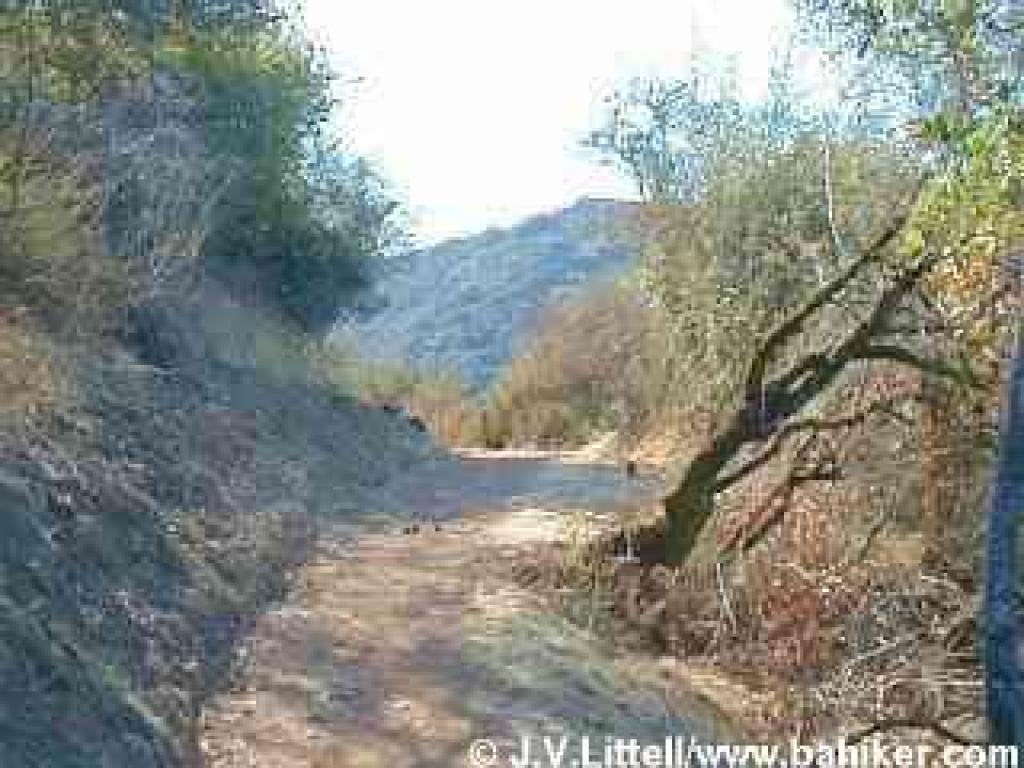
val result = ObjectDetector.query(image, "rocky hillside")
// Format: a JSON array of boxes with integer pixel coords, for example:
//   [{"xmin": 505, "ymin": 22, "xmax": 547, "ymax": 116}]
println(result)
[{"xmin": 340, "ymin": 198, "xmax": 640, "ymax": 388}]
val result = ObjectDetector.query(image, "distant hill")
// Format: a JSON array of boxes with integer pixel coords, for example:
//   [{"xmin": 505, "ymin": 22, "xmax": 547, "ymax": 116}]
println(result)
[{"xmin": 339, "ymin": 198, "xmax": 641, "ymax": 388}]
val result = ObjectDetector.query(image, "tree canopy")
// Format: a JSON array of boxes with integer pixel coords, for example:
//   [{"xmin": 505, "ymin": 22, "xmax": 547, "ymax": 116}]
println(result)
[{"xmin": 1, "ymin": 0, "xmax": 400, "ymax": 334}]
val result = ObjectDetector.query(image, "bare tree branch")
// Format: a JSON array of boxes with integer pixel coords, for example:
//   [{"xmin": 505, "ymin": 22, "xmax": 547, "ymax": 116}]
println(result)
[
  {"xmin": 857, "ymin": 344, "xmax": 981, "ymax": 386},
  {"xmin": 744, "ymin": 217, "xmax": 909, "ymax": 401},
  {"xmin": 714, "ymin": 395, "xmax": 916, "ymax": 493}
]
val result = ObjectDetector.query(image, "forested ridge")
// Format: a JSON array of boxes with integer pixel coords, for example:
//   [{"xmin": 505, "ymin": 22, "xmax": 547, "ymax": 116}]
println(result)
[{"xmin": 340, "ymin": 198, "xmax": 639, "ymax": 390}]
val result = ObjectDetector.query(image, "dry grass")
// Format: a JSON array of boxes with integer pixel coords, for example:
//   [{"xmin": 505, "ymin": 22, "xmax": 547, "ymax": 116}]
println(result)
[
  {"xmin": 526, "ymin": 381, "xmax": 991, "ymax": 746},
  {"xmin": 541, "ymin": 523, "xmax": 985, "ymax": 744},
  {"xmin": 0, "ymin": 315, "xmax": 62, "ymax": 418}
]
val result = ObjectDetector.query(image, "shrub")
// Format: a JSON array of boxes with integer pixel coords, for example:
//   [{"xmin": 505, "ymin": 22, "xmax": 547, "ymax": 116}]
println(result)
[
  {"xmin": 163, "ymin": 23, "xmax": 400, "ymax": 333},
  {"xmin": 311, "ymin": 341, "xmax": 486, "ymax": 445},
  {"xmin": 481, "ymin": 279, "xmax": 673, "ymax": 449}
]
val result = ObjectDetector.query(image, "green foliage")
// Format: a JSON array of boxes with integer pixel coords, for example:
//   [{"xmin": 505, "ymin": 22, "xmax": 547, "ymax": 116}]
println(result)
[
  {"xmin": 160, "ymin": 18, "xmax": 399, "ymax": 332},
  {"xmin": 806, "ymin": 0, "xmax": 1024, "ymax": 364},
  {"xmin": 0, "ymin": 2, "xmax": 400, "ymax": 335},
  {"xmin": 909, "ymin": 108, "xmax": 1024, "ymax": 333},
  {"xmin": 0, "ymin": 6, "xmax": 150, "ymax": 112},
  {"xmin": 798, "ymin": 0, "xmax": 1022, "ymax": 113},
  {"xmin": 594, "ymin": 71, "xmax": 923, "ymax": 419},
  {"xmin": 577, "ymin": 1, "xmax": 1022, "ymax": 567}
]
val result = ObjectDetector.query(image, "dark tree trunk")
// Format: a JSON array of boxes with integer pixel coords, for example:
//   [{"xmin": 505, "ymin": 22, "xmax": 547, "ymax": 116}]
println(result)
[
  {"xmin": 663, "ymin": 417, "xmax": 749, "ymax": 564},
  {"xmin": 986, "ymin": 322, "xmax": 1024, "ymax": 745}
]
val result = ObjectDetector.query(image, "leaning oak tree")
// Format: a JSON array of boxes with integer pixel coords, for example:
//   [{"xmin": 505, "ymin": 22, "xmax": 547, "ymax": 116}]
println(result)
[
  {"xmin": 659, "ymin": 196, "xmax": 983, "ymax": 564},
  {"xmin": 593, "ymin": 84, "xmax": 945, "ymax": 565},
  {"xmin": 655, "ymin": 121, "xmax": 1018, "ymax": 567},
  {"xmin": 594, "ymin": 52, "xmax": 1021, "ymax": 567}
]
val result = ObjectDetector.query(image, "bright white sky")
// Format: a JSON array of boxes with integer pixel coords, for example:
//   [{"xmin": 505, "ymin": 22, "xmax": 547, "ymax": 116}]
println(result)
[{"xmin": 304, "ymin": 0, "xmax": 797, "ymax": 243}]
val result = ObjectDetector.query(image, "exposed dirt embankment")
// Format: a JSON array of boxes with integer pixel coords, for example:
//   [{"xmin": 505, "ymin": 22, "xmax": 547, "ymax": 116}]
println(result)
[{"xmin": 0, "ymin": 301, "xmax": 438, "ymax": 767}]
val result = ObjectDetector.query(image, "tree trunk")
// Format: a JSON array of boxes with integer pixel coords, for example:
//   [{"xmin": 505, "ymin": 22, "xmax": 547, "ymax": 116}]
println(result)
[
  {"xmin": 663, "ymin": 419, "xmax": 748, "ymax": 564},
  {"xmin": 664, "ymin": 455, "xmax": 719, "ymax": 565},
  {"xmin": 986, "ymin": 320, "xmax": 1024, "ymax": 745},
  {"xmin": 658, "ymin": 219, "xmax": 949, "ymax": 566}
]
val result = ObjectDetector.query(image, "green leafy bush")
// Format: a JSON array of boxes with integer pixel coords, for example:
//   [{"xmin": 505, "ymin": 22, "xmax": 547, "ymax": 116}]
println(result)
[{"xmin": 163, "ymin": 19, "xmax": 400, "ymax": 332}]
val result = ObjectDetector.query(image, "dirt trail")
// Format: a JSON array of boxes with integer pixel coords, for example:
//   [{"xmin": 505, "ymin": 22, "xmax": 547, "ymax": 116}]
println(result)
[{"xmin": 200, "ymin": 455, "xmax": 738, "ymax": 768}]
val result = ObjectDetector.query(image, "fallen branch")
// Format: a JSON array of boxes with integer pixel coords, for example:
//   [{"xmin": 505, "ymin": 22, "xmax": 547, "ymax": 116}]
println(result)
[{"xmin": 716, "ymin": 560, "xmax": 738, "ymax": 634}]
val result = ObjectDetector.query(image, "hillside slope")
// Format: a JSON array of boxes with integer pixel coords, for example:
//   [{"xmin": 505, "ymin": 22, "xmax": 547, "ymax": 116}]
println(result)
[
  {"xmin": 340, "ymin": 199, "xmax": 640, "ymax": 387},
  {"xmin": 0, "ymin": 295, "xmax": 439, "ymax": 767}
]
